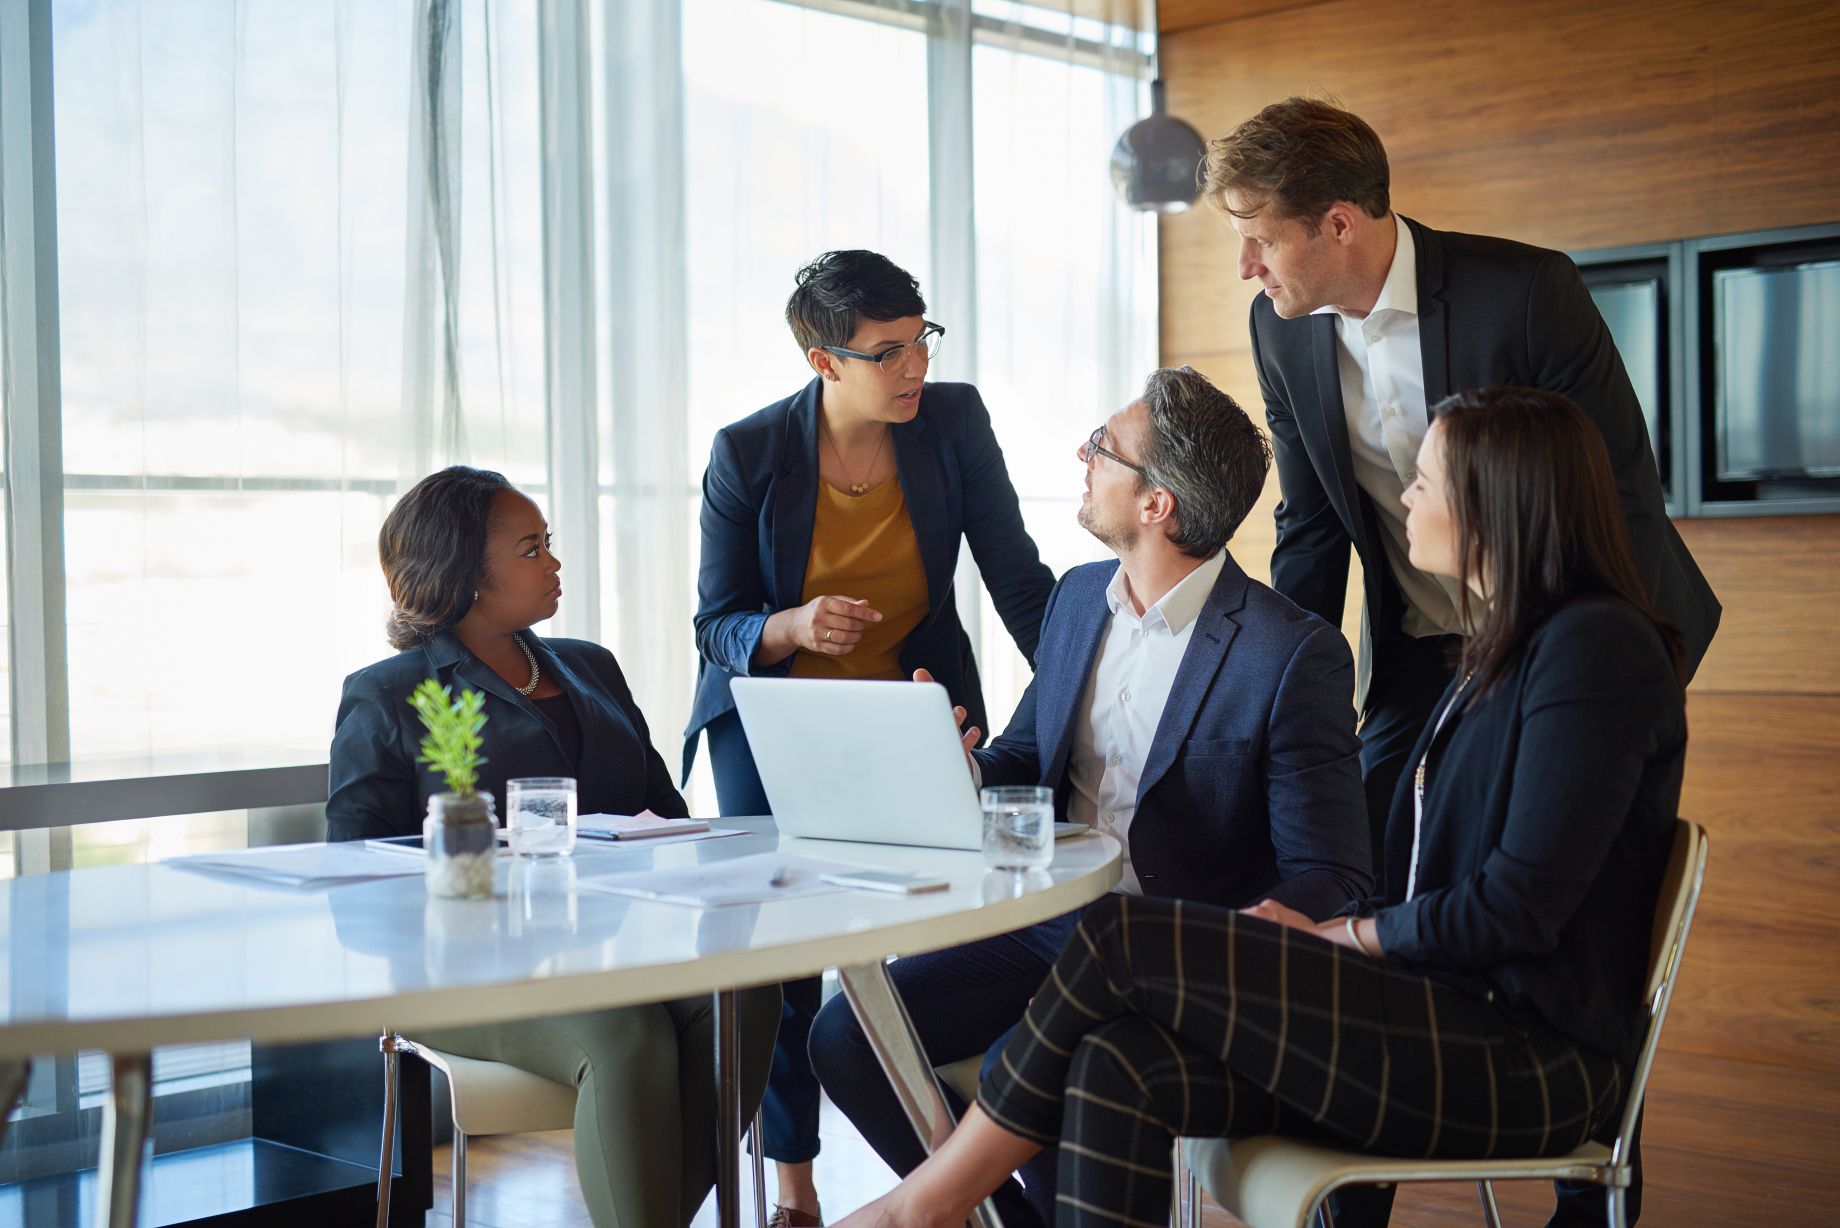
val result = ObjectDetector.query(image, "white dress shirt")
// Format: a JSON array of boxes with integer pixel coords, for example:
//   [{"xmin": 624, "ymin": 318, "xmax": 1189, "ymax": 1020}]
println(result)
[
  {"xmin": 1312, "ymin": 215, "xmax": 1466, "ymax": 638},
  {"xmin": 1065, "ymin": 550, "xmax": 1227, "ymax": 894}
]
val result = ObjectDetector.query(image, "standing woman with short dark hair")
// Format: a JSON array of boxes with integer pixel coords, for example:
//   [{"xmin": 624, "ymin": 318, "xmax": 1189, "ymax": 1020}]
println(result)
[
  {"xmin": 834, "ymin": 387, "xmax": 1688, "ymax": 1228},
  {"xmin": 687, "ymin": 251, "xmax": 1057, "ymax": 1225},
  {"xmin": 328, "ymin": 466, "xmax": 779, "ymax": 1228}
]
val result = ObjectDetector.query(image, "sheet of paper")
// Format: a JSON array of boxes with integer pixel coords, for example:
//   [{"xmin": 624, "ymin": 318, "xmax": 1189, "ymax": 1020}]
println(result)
[
  {"xmin": 172, "ymin": 842, "xmax": 427, "ymax": 887},
  {"xmin": 578, "ymin": 812, "xmax": 711, "ymax": 839},
  {"xmin": 576, "ymin": 851, "xmax": 863, "ymax": 908},
  {"xmin": 575, "ymin": 827, "xmax": 744, "ymax": 849}
]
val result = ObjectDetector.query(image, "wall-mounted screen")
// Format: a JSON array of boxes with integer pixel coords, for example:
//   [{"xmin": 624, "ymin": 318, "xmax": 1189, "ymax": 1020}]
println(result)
[
  {"xmin": 1581, "ymin": 259, "xmax": 1669, "ymax": 498},
  {"xmin": 1712, "ymin": 257, "xmax": 1840, "ymax": 482}
]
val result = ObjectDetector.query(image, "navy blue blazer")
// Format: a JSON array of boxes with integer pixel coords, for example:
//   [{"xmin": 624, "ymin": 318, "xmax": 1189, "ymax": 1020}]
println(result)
[
  {"xmin": 1251, "ymin": 217, "xmax": 1720, "ymax": 707},
  {"xmin": 685, "ymin": 377, "xmax": 1055, "ymax": 779},
  {"xmin": 975, "ymin": 555, "xmax": 1372, "ymax": 922},
  {"xmin": 326, "ymin": 631, "xmax": 686, "ymax": 842},
  {"xmin": 1370, "ymin": 596, "xmax": 1685, "ymax": 1067}
]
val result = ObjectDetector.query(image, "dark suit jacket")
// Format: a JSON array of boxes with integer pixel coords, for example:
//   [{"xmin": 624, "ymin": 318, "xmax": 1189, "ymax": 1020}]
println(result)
[
  {"xmin": 975, "ymin": 556, "xmax": 1372, "ymax": 924},
  {"xmin": 685, "ymin": 377, "xmax": 1055, "ymax": 779},
  {"xmin": 1251, "ymin": 216, "xmax": 1720, "ymax": 710},
  {"xmin": 1370, "ymin": 596, "xmax": 1684, "ymax": 1067},
  {"xmin": 327, "ymin": 631, "xmax": 686, "ymax": 842}
]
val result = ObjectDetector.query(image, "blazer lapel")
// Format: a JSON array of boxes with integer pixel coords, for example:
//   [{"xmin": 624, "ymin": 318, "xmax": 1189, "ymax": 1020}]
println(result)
[
  {"xmin": 769, "ymin": 379, "xmax": 822, "ymax": 608},
  {"xmin": 429, "ymin": 633, "xmax": 523, "ymax": 709},
  {"xmin": 1407, "ymin": 216, "xmax": 1453, "ymax": 409},
  {"xmin": 1040, "ymin": 569, "xmax": 1115, "ymax": 788},
  {"xmin": 891, "ymin": 406, "xmax": 946, "ymax": 612},
  {"xmin": 1137, "ymin": 558, "xmax": 1249, "ymax": 800}
]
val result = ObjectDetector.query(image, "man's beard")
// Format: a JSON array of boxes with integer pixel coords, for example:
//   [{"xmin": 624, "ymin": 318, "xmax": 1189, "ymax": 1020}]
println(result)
[{"xmin": 1077, "ymin": 500, "xmax": 1135, "ymax": 553}]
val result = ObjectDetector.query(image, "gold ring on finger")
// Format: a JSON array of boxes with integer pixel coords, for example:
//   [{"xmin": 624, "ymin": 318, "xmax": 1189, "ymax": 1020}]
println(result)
[{"xmin": 824, "ymin": 628, "xmax": 834, "ymax": 642}]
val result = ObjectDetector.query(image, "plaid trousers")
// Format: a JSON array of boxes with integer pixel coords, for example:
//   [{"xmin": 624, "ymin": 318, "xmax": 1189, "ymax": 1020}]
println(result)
[{"xmin": 977, "ymin": 894, "xmax": 1625, "ymax": 1228}]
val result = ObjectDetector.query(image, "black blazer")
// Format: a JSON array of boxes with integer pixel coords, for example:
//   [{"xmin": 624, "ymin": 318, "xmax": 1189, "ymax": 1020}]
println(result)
[
  {"xmin": 976, "ymin": 557, "xmax": 1372, "ymax": 923},
  {"xmin": 1251, "ymin": 217, "xmax": 1720, "ymax": 708},
  {"xmin": 326, "ymin": 631, "xmax": 686, "ymax": 842},
  {"xmin": 684, "ymin": 377, "xmax": 1056, "ymax": 778},
  {"xmin": 1369, "ymin": 596, "xmax": 1685, "ymax": 1066}
]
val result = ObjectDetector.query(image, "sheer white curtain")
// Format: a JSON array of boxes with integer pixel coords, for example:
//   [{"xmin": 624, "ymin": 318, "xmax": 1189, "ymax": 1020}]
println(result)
[{"xmin": 48, "ymin": 0, "xmax": 539, "ymax": 766}]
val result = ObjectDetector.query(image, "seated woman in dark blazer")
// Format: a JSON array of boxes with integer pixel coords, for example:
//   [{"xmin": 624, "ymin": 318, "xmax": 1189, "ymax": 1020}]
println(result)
[
  {"xmin": 833, "ymin": 387, "xmax": 1688, "ymax": 1228},
  {"xmin": 328, "ymin": 466, "xmax": 779, "ymax": 1228},
  {"xmin": 686, "ymin": 249, "xmax": 1057, "ymax": 1225}
]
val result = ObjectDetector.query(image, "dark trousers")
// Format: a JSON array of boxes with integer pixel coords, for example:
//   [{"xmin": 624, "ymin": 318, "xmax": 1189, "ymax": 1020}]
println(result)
[
  {"xmin": 708, "ymin": 708, "xmax": 822, "ymax": 1163},
  {"xmin": 809, "ymin": 921, "xmax": 1079, "ymax": 1228},
  {"xmin": 980, "ymin": 896, "xmax": 1625, "ymax": 1228}
]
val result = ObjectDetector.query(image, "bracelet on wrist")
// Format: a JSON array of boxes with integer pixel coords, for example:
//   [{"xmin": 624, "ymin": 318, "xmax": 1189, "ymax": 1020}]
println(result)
[{"xmin": 1344, "ymin": 915, "xmax": 1375, "ymax": 959}]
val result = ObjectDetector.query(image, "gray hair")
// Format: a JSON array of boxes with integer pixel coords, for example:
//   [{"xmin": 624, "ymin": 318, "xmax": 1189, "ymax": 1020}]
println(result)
[{"xmin": 1136, "ymin": 366, "xmax": 1272, "ymax": 558}]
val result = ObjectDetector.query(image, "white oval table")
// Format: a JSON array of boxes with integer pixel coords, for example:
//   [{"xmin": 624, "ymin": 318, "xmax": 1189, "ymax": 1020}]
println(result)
[{"xmin": 0, "ymin": 820, "xmax": 1121, "ymax": 1228}]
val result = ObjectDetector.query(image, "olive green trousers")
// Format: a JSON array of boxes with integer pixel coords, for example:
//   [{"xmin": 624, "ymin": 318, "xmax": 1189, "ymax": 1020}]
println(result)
[{"xmin": 426, "ymin": 984, "xmax": 781, "ymax": 1227}]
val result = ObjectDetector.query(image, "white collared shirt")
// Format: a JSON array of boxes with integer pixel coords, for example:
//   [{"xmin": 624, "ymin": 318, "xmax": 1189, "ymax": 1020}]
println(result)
[
  {"xmin": 1066, "ymin": 550, "xmax": 1228, "ymax": 894},
  {"xmin": 1312, "ymin": 215, "xmax": 1466, "ymax": 638}
]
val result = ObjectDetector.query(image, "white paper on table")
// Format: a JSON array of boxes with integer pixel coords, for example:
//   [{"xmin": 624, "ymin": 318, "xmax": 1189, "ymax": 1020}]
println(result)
[
  {"xmin": 575, "ymin": 852, "xmax": 862, "ymax": 908},
  {"xmin": 575, "ymin": 827, "xmax": 745, "ymax": 849},
  {"xmin": 172, "ymin": 842, "xmax": 426, "ymax": 887},
  {"xmin": 578, "ymin": 811, "xmax": 711, "ymax": 839}
]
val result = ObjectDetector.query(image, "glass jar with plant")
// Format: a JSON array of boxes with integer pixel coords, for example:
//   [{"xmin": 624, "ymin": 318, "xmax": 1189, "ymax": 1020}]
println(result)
[{"xmin": 410, "ymin": 679, "xmax": 497, "ymax": 899}]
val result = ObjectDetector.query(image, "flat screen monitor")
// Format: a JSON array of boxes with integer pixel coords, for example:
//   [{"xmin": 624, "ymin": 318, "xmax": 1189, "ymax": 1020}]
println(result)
[
  {"xmin": 1712, "ymin": 256, "xmax": 1840, "ymax": 482},
  {"xmin": 1580, "ymin": 255, "xmax": 1670, "ymax": 499}
]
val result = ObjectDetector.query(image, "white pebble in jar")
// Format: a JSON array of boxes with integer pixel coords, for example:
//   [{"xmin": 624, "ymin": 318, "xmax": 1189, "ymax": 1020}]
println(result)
[{"xmin": 426, "ymin": 850, "xmax": 495, "ymax": 899}]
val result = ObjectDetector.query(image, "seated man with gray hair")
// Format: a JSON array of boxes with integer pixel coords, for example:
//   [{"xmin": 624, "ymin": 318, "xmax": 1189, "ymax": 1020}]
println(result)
[{"xmin": 808, "ymin": 365, "xmax": 1372, "ymax": 1227}]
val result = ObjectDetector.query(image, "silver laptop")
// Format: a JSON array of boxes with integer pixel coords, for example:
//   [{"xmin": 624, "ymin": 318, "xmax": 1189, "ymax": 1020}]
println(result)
[{"xmin": 729, "ymin": 677, "xmax": 983, "ymax": 849}]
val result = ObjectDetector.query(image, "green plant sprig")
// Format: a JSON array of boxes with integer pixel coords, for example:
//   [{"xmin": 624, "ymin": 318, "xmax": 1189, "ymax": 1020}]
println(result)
[{"xmin": 409, "ymin": 679, "xmax": 488, "ymax": 797}]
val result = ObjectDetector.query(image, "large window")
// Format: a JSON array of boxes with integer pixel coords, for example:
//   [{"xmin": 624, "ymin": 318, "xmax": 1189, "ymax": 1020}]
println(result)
[{"xmin": 2, "ymin": 0, "xmax": 1153, "ymax": 1203}]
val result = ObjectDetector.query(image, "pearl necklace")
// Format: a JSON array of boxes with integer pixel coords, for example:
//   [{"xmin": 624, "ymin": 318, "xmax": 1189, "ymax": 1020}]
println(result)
[{"xmin": 512, "ymin": 633, "xmax": 541, "ymax": 696}]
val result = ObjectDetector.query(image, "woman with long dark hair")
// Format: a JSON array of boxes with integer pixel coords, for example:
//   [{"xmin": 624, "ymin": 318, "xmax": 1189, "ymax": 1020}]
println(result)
[
  {"xmin": 834, "ymin": 387, "xmax": 1688, "ymax": 1228},
  {"xmin": 328, "ymin": 466, "xmax": 779, "ymax": 1227}
]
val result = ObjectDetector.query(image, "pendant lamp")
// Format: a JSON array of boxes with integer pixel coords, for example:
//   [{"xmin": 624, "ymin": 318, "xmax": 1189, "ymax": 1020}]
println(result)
[{"xmin": 1109, "ymin": 4, "xmax": 1205, "ymax": 213}]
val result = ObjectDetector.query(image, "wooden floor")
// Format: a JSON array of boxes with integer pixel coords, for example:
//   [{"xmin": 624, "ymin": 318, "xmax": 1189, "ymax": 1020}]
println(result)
[{"xmin": 430, "ymin": 1052, "xmax": 1839, "ymax": 1226}]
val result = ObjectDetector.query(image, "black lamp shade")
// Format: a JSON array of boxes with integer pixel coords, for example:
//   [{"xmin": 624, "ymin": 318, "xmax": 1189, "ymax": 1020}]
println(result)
[{"xmin": 1110, "ymin": 81, "xmax": 1206, "ymax": 213}]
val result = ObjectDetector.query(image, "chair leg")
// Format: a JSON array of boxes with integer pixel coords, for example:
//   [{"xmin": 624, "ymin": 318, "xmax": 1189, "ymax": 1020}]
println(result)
[
  {"xmin": 453, "ymin": 1129, "xmax": 468, "ymax": 1228},
  {"xmin": 1477, "ymin": 1179, "xmax": 1504, "ymax": 1228},
  {"xmin": 749, "ymin": 1111, "xmax": 768, "ymax": 1228},
  {"xmin": 1172, "ymin": 1144, "xmax": 1200, "ymax": 1228},
  {"xmin": 376, "ymin": 1033, "xmax": 400, "ymax": 1228},
  {"xmin": 1607, "ymin": 1184, "xmax": 1626, "ymax": 1228}
]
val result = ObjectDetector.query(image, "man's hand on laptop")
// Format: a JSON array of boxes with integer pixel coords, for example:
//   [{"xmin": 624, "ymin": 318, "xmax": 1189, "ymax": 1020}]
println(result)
[{"xmin": 911, "ymin": 668, "xmax": 980, "ymax": 765}]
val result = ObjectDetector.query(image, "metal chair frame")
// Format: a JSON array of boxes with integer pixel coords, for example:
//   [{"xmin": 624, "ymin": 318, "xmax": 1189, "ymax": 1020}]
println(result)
[
  {"xmin": 1176, "ymin": 819, "xmax": 1708, "ymax": 1228},
  {"xmin": 374, "ymin": 1033, "xmax": 769, "ymax": 1228}
]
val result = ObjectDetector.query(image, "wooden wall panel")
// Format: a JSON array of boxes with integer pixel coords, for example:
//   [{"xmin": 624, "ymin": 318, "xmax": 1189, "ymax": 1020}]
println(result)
[
  {"xmin": 1157, "ymin": 0, "xmax": 1840, "ymax": 362},
  {"xmin": 1162, "ymin": 0, "xmax": 1840, "ymax": 1085},
  {"xmin": 1677, "ymin": 516, "xmax": 1840, "ymax": 694}
]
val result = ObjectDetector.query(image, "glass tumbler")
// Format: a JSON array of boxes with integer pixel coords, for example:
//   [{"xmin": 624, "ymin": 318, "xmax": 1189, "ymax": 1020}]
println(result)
[
  {"xmin": 981, "ymin": 785, "xmax": 1054, "ymax": 871},
  {"xmin": 507, "ymin": 776, "xmax": 578, "ymax": 858}
]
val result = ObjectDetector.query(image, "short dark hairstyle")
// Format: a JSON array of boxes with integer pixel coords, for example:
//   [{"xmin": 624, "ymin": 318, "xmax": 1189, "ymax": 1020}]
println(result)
[
  {"xmin": 378, "ymin": 465, "xmax": 515, "ymax": 651},
  {"xmin": 1136, "ymin": 366, "xmax": 1272, "ymax": 558},
  {"xmin": 1431, "ymin": 387, "xmax": 1683, "ymax": 698},
  {"xmin": 785, "ymin": 250, "xmax": 927, "ymax": 354},
  {"xmin": 1203, "ymin": 97, "xmax": 1390, "ymax": 232}
]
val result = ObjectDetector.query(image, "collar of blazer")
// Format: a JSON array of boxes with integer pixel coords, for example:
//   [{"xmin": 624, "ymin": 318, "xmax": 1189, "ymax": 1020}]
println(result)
[
  {"xmin": 767, "ymin": 375, "xmax": 947, "ymax": 616},
  {"xmin": 1402, "ymin": 215, "xmax": 1452, "ymax": 409},
  {"xmin": 424, "ymin": 629, "xmax": 584, "ymax": 713},
  {"xmin": 1040, "ymin": 555, "xmax": 1253, "ymax": 802}
]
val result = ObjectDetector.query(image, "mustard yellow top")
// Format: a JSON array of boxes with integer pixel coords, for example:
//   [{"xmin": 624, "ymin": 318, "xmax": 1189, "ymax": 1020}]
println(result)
[{"xmin": 789, "ymin": 476, "xmax": 929, "ymax": 681}]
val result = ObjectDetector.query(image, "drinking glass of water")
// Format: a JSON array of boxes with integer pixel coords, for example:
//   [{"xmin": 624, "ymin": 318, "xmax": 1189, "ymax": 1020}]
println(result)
[
  {"xmin": 507, "ymin": 776, "xmax": 577, "ymax": 858},
  {"xmin": 981, "ymin": 785, "xmax": 1054, "ymax": 871}
]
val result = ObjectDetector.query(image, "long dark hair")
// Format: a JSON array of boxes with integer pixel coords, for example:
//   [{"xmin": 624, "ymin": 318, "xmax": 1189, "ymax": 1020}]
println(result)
[
  {"xmin": 379, "ymin": 466, "xmax": 514, "ymax": 650},
  {"xmin": 1434, "ymin": 388, "xmax": 1683, "ymax": 698}
]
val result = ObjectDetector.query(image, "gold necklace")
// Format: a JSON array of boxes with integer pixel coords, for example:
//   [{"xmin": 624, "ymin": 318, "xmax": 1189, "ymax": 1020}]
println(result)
[{"xmin": 821, "ymin": 416, "xmax": 889, "ymax": 496}]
